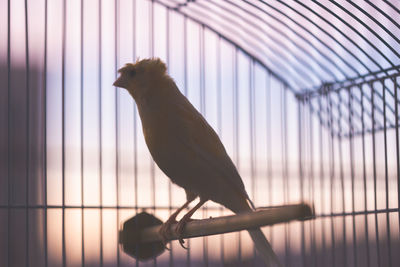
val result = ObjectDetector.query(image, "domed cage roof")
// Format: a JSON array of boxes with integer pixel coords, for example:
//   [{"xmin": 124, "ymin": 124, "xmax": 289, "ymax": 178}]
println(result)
[{"xmin": 158, "ymin": 0, "xmax": 400, "ymax": 93}]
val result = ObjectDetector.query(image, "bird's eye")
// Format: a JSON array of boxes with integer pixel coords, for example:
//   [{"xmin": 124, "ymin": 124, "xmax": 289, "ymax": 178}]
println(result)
[{"xmin": 129, "ymin": 69, "xmax": 136, "ymax": 77}]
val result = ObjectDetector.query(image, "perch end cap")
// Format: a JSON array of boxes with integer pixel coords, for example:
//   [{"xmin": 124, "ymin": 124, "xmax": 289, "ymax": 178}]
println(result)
[{"xmin": 119, "ymin": 212, "xmax": 165, "ymax": 260}]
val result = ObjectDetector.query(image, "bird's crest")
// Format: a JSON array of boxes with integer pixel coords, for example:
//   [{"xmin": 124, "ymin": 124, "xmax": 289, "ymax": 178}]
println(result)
[{"xmin": 118, "ymin": 58, "xmax": 167, "ymax": 76}]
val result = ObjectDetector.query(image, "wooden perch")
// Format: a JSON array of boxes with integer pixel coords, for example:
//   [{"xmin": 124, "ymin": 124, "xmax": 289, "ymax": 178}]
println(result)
[
  {"xmin": 119, "ymin": 203, "xmax": 313, "ymax": 260},
  {"xmin": 143, "ymin": 203, "xmax": 311, "ymax": 243}
]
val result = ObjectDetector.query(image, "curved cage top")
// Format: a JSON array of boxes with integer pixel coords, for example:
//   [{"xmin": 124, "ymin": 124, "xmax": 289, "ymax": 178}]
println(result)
[{"xmin": 158, "ymin": 0, "xmax": 400, "ymax": 92}]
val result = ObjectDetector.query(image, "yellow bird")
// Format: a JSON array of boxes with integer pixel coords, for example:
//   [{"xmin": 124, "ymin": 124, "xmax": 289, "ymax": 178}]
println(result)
[{"xmin": 114, "ymin": 58, "xmax": 281, "ymax": 266}]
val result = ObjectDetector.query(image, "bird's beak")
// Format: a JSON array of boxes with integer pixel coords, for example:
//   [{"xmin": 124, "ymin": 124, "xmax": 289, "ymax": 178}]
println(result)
[{"xmin": 113, "ymin": 75, "xmax": 127, "ymax": 88}]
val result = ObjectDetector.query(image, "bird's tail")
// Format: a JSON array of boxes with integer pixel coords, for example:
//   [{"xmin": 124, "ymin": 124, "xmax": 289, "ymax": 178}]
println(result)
[
  {"xmin": 248, "ymin": 228, "xmax": 282, "ymax": 267},
  {"xmin": 229, "ymin": 197, "xmax": 282, "ymax": 267}
]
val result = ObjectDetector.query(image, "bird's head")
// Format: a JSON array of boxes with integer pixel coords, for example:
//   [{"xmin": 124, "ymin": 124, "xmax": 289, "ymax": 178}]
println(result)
[{"xmin": 113, "ymin": 58, "xmax": 168, "ymax": 98}]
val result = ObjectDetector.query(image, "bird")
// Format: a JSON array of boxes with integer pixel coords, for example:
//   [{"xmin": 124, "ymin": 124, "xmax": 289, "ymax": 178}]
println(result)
[{"xmin": 113, "ymin": 58, "xmax": 281, "ymax": 266}]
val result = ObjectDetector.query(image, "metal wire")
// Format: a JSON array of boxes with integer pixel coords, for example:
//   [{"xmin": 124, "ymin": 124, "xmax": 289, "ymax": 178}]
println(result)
[
  {"xmin": 348, "ymin": 86, "xmax": 357, "ymax": 267},
  {"xmin": 80, "ymin": 0, "xmax": 85, "ymax": 265},
  {"xmin": 155, "ymin": 0, "xmax": 400, "ymax": 90},
  {"xmin": 43, "ymin": 2, "xmax": 48, "ymax": 265},
  {"xmin": 216, "ymin": 34, "xmax": 225, "ymax": 266},
  {"xmin": 24, "ymin": 0, "xmax": 30, "ymax": 266},
  {"xmin": 114, "ymin": 0, "xmax": 120, "ymax": 265},
  {"xmin": 396, "ymin": 77, "xmax": 400, "ymax": 230},
  {"xmin": 360, "ymin": 83, "xmax": 371, "ymax": 267},
  {"xmin": 61, "ymin": 1, "xmax": 66, "ymax": 266},
  {"xmin": 7, "ymin": 0, "xmax": 11, "ymax": 264},
  {"xmin": 370, "ymin": 82, "xmax": 382, "ymax": 267},
  {"xmin": 155, "ymin": 0, "xmax": 296, "ymax": 93},
  {"xmin": 3, "ymin": 1, "xmax": 400, "ymax": 266},
  {"xmin": 98, "ymin": 0, "xmax": 104, "ymax": 265}
]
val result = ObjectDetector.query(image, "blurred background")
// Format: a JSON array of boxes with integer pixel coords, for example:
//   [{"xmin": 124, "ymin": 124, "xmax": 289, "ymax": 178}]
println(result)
[{"xmin": 0, "ymin": 0, "xmax": 399, "ymax": 266}]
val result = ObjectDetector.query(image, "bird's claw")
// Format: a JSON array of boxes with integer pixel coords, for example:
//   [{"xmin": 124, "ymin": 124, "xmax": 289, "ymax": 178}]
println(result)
[
  {"xmin": 159, "ymin": 230, "xmax": 171, "ymax": 250},
  {"xmin": 178, "ymin": 238, "xmax": 187, "ymax": 249},
  {"xmin": 159, "ymin": 218, "xmax": 177, "ymax": 250},
  {"xmin": 175, "ymin": 218, "xmax": 194, "ymax": 249},
  {"xmin": 175, "ymin": 220, "xmax": 187, "ymax": 249}
]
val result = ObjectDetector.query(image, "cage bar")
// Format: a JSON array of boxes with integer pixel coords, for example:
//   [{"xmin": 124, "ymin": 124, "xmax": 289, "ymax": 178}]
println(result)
[{"xmin": 2, "ymin": 0, "xmax": 400, "ymax": 266}]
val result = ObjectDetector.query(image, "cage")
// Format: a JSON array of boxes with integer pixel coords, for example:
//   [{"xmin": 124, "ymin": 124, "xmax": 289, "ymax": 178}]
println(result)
[{"xmin": 1, "ymin": 0, "xmax": 399, "ymax": 266}]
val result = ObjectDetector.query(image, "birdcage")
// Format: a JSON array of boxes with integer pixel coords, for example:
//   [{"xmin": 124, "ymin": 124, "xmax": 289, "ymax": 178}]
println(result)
[{"xmin": 1, "ymin": 0, "xmax": 399, "ymax": 266}]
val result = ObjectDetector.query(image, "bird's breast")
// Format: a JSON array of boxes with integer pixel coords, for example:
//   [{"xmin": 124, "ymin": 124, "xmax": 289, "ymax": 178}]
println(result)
[{"xmin": 141, "ymin": 109, "xmax": 172, "ymax": 157}]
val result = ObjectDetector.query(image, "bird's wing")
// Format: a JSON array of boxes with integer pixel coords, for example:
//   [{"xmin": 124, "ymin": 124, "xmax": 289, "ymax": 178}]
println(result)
[{"xmin": 168, "ymin": 97, "xmax": 250, "ymax": 202}]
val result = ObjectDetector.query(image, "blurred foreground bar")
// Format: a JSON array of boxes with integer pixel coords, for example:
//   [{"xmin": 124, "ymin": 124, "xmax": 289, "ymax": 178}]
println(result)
[{"xmin": 119, "ymin": 203, "xmax": 313, "ymax": 260}]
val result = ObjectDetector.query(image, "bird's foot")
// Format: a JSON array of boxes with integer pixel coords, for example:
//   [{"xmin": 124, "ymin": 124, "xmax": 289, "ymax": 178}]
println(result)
[
  {"xmin": 158, "ymin": 218, "xmax": 177, "ymax": 250},
  {"xmin": 175, "ymin": 218, "xmax": 194, "ymax": 249}
]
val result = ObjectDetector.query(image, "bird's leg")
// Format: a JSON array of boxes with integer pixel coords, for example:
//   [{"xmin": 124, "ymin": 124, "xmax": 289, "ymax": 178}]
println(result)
[
  {"xmin": 159, "ymin": 192, "xmax": 197, "ymax": 248},
  {"xmin": 175, "ymin": 198, "xmax": 207, "ymax": 249},
  {"xmin": 159, "ymin": 200, "xmax": 192, "ymax": 248}
]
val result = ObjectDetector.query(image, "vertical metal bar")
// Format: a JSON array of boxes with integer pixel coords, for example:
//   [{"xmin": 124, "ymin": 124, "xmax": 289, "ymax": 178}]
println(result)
[
  {"xmin": 149, "ymin": 0, "xmax": 154, "ymax": 57},
  {"xmin": 24, "ymin": 0, "xmax": 30, "ymax": 265},
  {"xmin": 61, "ymin": 0, "xmax": 66, "ymax": 265},
  {"xmin": 233, "ymin": 46, "xmax": 239, "ymax": 175},
  {"xmin": 44, "ymin": 1, "xmax": 48, "ymax": 265},
  {"xmin": 149, "ymin": 3, "xmax": 154, "ymax": 209},
  {"xmin": 233, "ymin": 46, "xmax": 241, "ymax": 264},
  {"xmin": 200, "ymin": 25, "xmax": 205, "ymax": 115},
  {"xmin": 114, "ymin": 0, "xmax": 120, "ymax": 265},
  {"xmin": 199, "ymin": 24, "xmax": 208, "ymax": 267},
  {"xmin": 298, "ymin": 99, "xmax": 306, "ymax": 267},
  {"xmin": 318, "ymin": 96, "xmax": 326, "ymax": 266},
  {"xmin": 148, "ymin": 2, "xmax": 156, "ymax": 266},
  {"xmin": 98, "ymin": 0, "xmax": 103, "ymax": 266},
  {"xmin": 266, "ymin": 71, "xmax": 273, "ymax": 246},
  {"xmin": 183, "ymin": 16, "xmax": 188, "ymax": 97},
  {"xmin": 166, "ymin": 9, "xmax": 174, "ymax": 267},
  {"xmin": 371, "ymin": 82, "xmax": 381, "ymax": 267},
  {"xmin": 308, "ymin": 99, "xmax": 317, "ymax": 267},
  {"xmin": 80, "ymin": 0, "xmax": 85, "ymax": 265},
  {"xmin": 348, "ymin": 87, "xmax": 357, "ymax": 267},
  {"xmin": 305, "ymin": 99, "xmax": 311, "ymax": 267},
  {"xmin": 217, "ymin": 34, "xmax": 224, "ymax": 266},
  {"xmin": 7, "ymin": 0, "xmax": 11, "ymax": 265},
  {"xmin": 360, "ymin": 84, "xmax": 370, "ymax": 267},
  {"xmin": 382, "ymin": 80, "xmax": 392, "ymax": 267},
  {"xmin": 337, "ymin": 91, "xmax": 347, "ymax": 267},
  {"xmin": 249, "ymin": 58, "xmax": 256, "ymax": 264},
  {"xmin": 395, "ymin": 77, "xmax": 400, "ymax": 234},
  {"xmin": 284, "ymin": 87, "xmax": 290, "ymax": 267},
  {"xmin": 132, "ymin": 2, "xmax": 138, "ymax": 267},
  {"xmin": 133, "ymin": 65, "xmax": 139, "ymax": 262},
  {"xmin": 132, "ymin": 0, "xmax": 136, "ymax": 61},
  {"xmin": 306, "ymin": 100, "xmax": 311, "ymax": 267},
  {"xmin": 327, "ymin": 91, "xmax": 336, "ymax": 267}
]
